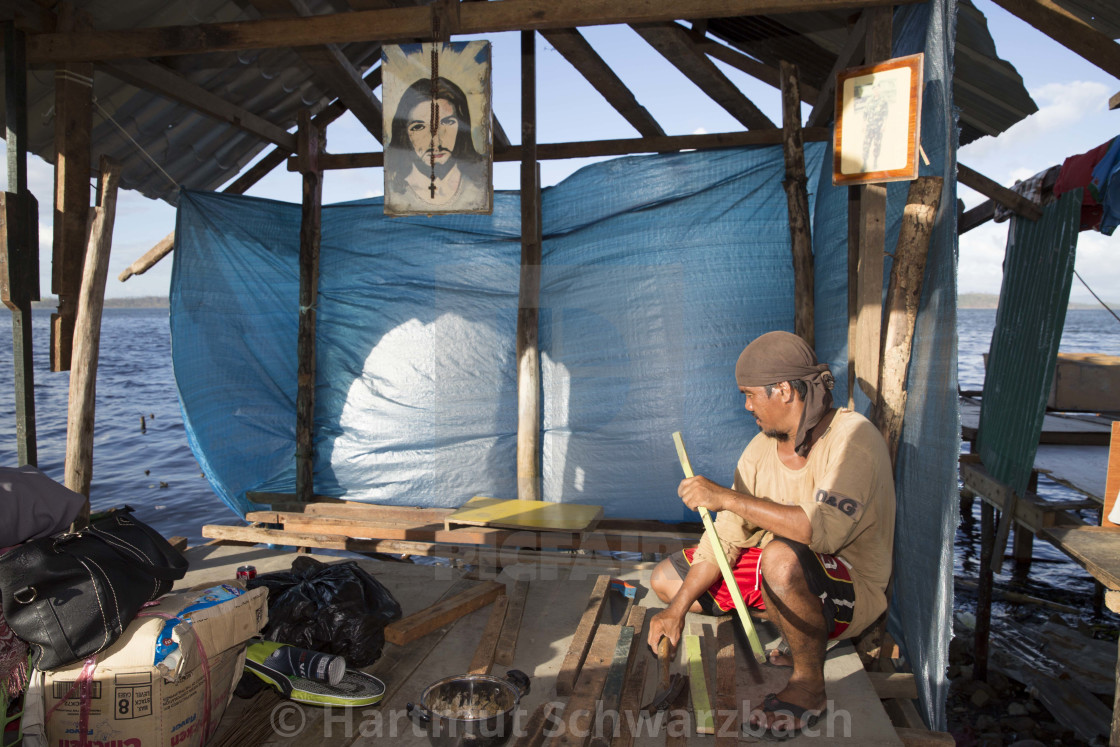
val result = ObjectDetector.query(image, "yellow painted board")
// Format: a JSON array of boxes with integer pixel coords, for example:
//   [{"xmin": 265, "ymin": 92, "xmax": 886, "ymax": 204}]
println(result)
[
  {"xmin": 444, "ymin": 496, "xmax": 604, "ymax": 532},
  {"xmin": 685, "ymin": 633, "xmax": 715, "ymax": 734}
]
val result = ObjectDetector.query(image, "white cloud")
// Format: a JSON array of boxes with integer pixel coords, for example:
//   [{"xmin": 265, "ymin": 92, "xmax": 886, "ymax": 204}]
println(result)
[{"xmin": 960, "ymin": 80, "xmax": 1110, "ymax": 191}]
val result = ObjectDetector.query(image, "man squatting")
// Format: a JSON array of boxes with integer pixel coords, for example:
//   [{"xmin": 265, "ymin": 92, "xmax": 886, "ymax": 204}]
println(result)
[{"xmin": 646, "ymin": 331, "xmax": 896, "ymax": 738}]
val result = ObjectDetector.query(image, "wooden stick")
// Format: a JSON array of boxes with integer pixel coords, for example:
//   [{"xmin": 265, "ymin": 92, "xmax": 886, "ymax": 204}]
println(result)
[
  {"xmin": 548, "ymin": 624, "xmax": 622, "ymax": 747},
  {"xmin": 957, "ymin": 163, "xmax": 1042, "ymax": 221},
  {"xmin": 516, "ymin": 30, "xmax": 543, "ymax": 501},
  {"xmin": 685, "ymin": 631, "xmax": 714, "ymax": 734},
  {"xmin": 295, "ymin": 110, "xmax": 322, "ymax": 503},
  {"xmin": 65, "ymin": 156, "xmax": 121, "ymax": 523},
  {"xmin": 27, "ymin": 0, "xmax": 921, "ymax": 64},
  {"xmin": 780, "ymin": 60, "xmax": 814, "ymax": 349},
  {"xmin": 610, "ymin": 648, "xmax": 647, "ymax": 747},
  {"xmin": 469, "ymin": 594, "xmax": 510, "ymax": 674},
  {"xmin": 384, "ymin": 580, "xmax": 505, "ymax": 646},
  {"xmin": 295, "ymin": 127, "xmax": 832, "ymax": 171},
  {"xmin": 875, "ymin": 176, "xmax": 943, "ymax": 464},
  {"xmin": 556, "ymin": 575, "xmax": 612, "ymax": 695},
  {"xmin": 714, "ymin": 620, "xmax": 738, "ymax": 745},
  {"xmin": 672, "ymin": 432, "xmax": 765, "ymax": 662},
  {"xmin": 495, "ymin": 579, "xmax": 530, "ymax": 665}
]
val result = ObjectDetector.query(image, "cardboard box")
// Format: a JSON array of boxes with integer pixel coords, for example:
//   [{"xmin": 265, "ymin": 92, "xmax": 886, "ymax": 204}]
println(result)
[
  {"xmin": 1048, "ymin": 352, "xmax": 1120, "ymax": 412},
  {"xmin": 24, "ymin": 584, "xmax": 267, "ymax": 747}
]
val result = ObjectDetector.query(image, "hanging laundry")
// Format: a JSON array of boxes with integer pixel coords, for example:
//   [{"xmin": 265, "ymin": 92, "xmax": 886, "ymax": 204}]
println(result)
[
  {"xmin": 1089, "ymin": 137, "xmax": 1120, "ymax": 235},
  {"xmin": 1053, "ymin": 137, "xmax": 1115, "ymax": 232},
  {"xmin": 992, "ymin": 171, "xmax": 1048, "ymax": 223}
]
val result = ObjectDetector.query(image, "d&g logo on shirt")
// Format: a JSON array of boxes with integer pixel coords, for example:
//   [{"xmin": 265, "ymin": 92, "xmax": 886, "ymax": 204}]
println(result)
[{"xmin": 814, "ymin": 489, "xmax": 865, "ymax": 521}]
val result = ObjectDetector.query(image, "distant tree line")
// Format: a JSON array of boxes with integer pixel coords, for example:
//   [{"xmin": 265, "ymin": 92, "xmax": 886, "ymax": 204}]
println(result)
[{"xmin": 32, "ymin": 296, "xmax": 169, "ymax": 309}]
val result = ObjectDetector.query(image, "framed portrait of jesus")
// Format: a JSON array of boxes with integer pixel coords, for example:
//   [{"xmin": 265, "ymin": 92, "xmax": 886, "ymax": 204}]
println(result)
[{"xmin": 382, "ymin": 41, "xmax": 494, "ymax": 216}]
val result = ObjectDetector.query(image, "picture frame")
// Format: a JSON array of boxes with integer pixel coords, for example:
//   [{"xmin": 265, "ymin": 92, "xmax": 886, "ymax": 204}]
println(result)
[
  {"xmin": 382, "ymin": 41, "xmax": 493, "ymax": 216},
  {"xmin": 832, "ymin": 53, "xmax": 924, "ymax": 186}
]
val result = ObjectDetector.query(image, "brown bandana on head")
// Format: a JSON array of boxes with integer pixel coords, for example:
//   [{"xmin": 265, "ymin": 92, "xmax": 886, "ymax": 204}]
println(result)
[{"xmin": 735, "ymin": 331, "xmax": 835, "ymax": 457}]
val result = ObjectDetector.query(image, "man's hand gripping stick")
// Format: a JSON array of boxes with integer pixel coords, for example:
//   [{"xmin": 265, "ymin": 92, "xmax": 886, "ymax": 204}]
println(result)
[{"xmin": 672, "ymin": 431, "xmax": 766, "ymax": 664}]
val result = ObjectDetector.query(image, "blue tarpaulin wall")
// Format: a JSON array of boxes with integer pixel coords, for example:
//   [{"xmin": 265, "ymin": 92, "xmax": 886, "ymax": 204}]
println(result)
[
  {"xmin": 172, "ymin": 144, "xmax": 830, "ymax": 521},
  {"xmin": 172, "ymin": 0, "xmax": 956, "ymax": 728}
]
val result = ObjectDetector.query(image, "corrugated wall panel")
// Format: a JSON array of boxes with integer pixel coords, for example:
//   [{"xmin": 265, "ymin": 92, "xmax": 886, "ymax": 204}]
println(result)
[{"xmin": 977, "ymin": 189, "xmax": 1082, "ymax": 495}]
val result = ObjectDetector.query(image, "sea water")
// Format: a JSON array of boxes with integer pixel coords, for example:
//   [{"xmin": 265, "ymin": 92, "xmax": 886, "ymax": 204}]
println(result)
[{"xmin": 2, "ymin": 307, "xmax": 1120, "ymax": 619}]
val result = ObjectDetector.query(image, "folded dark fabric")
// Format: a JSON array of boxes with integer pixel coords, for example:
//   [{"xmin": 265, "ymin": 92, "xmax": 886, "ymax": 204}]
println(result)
[
  {"xmin": 0, "ymin": 507, "xmax": 188, "ymax": 670},
  {"xmin": 0, "ymin": 465, "xmax": 87, "ymax": 547}
]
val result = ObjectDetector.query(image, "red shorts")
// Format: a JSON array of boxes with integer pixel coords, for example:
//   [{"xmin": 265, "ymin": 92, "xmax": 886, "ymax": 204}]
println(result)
[{"xmin": 675, "ymin": 541, "xmax": 855, "ymax": 639}]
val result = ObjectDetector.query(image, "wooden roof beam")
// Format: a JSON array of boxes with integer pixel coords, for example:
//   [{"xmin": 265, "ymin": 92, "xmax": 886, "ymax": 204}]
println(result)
[
  {"xmin": 99, "ymin": 59, "xmax": 297, "ymax": 151},
  {"xmin": 286, "ymin": 126, "xmax": 832, "ymax": 170},
  {"xmin": 696, "ymin": 37, "xmax": 818, "ymax": 107},
  {"xmin": 540, "ymin": 27, "xmax": 665, "ymax": 138},
  {"xmin": 246, "ymin": 0, "xmax": 384, "ymax": 142},
  {"xmin": 1110, "ymin": 90, "xmax": 1120, "ymax": 110},
  {"xmin": 119, "ymin": 64, "xmax": 382, "ymax": 282},
  {"xmin": 631, "ymin": 22, "xmax": 774, "ymax": 129},
  {"xmin": 26, "ymin": 0, "xmax": 921, "ymax": 64},
  {"xmin": 990, "ymin": 0, "xmax": 1120, "ymax": 79},
  {"xmin": 958, "ymin": 164, "xmax": 1059, "ymax": 234},
  {"xmin": 957, "ymin": 163, "xmax": 1043, "ymax": 222},
  {"xmin": 806, "ymin": 10, "xmax": 867, "ymax": 127}
]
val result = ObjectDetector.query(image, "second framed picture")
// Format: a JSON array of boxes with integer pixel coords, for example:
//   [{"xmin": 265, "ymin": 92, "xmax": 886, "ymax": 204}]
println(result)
[{"xmin": 833, "ymin": 53, "xmax": 924, "ymax": 186}]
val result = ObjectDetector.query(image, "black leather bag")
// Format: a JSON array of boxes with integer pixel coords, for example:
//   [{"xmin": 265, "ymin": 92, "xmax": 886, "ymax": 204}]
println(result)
[{"xmin": 0, "ymin": 507, "xmax": 188, "ymax": 670}]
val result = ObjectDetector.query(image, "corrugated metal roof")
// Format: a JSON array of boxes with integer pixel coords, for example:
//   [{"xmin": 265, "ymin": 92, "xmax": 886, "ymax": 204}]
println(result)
[
  {"xmin": 17, "ymin": 0, "xmax": 384, "ymax": 205},
  {"xmin": 6, "ymin": 0, "xmax": 1038, "ymax": 204},
  {"xmin": 706, "ymin": 1, "xmax": 1038, "ymax": 146}
]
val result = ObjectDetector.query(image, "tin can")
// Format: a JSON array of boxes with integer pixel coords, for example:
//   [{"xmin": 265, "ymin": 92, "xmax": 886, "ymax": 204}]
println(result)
[{"xmin": 236, "ymin": 565, "xmax": 257, "ymax": 582}]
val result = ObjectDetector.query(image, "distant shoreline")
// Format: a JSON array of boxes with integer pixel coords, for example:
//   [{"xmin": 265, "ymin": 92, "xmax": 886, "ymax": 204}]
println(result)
[
  {"xmin": 29, "ymin": 293, "xmax": 1113, "ymax": 312},
  {"xmin": 32, "ymin": 296, "xmax": 169, "ymax": 309}
]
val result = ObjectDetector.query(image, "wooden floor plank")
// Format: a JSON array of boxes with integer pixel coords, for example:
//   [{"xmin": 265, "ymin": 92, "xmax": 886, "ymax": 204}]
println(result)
[
  {"xmin": 496, "ymin": 578, "xmax": 530, "ymax": 665},
  {"xmin": 384, "ymin": 580, "xmax": 505, "ymax": 646},
  {"xmin": 469, "ymin": 594, "xmax": 510, "ymax": 674},
  {"xmin": 548, "ymin": 623, "xmax": 623, "ymax": 747},
  {"xmin": 556, "ymin": 575, "xmax": 612, "ymax": 695}
]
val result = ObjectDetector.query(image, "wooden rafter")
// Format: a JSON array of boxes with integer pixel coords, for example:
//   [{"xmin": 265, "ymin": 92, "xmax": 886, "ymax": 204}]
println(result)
[
  {"xmin": 957, "ymin": 163, "xmax": 1043, "ymax": 222},
  {"xmin": 990, "ymin": 0, "xmax": 1120, "ymax": 79},
  {"xmin": 287, "ymin": 127, "xmax": 830, "ymax": 171},
  {"xmin": 119, "ymin": 65, "xmax": 382, "ymax": 282},
  {"xmin": 26, "ymin": 0, "xmax": 921, "ymax": 64},
  {"xmin": 697, "ymin": 37, "xmax": 818, "ymax": 106},
  {"xmin": 99, "ymin": 59, "xmax": 297, "ymax": 151},
  {"xmin": 246, "ymin": 0, "xmax": 385, "ymax": 143},
  {"xmin": 631, "ymin": 22, "xmax": 774, "ymax": 129},
  {"xmin": 806, "ymin": 10, "xmax": 867, "ymax": 127},
  {"xmin": 540, "ymin": 27, "xmax": 665, "ymax": 138}
]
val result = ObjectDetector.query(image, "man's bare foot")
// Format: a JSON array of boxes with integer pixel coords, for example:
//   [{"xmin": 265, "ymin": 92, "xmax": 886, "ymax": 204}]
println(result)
[
  {"xmin": 747, "ymin": 681, "xmax": 826, "ymax": 735},
  {"xmin": 767, "ymin": 648, "xmax": 793, "ymax": 667}
]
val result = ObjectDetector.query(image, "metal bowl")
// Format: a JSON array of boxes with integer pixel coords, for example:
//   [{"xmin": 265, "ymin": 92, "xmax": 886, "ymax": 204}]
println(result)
[{"xmin": 408, "ymin": 670, "xmax": 530, "ymax": 747}]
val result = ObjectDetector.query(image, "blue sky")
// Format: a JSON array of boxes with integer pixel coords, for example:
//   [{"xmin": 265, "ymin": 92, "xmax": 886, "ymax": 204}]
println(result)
[{"xmin": 4, "ymin": 1, "xmax": 1119, "ymax": 305}]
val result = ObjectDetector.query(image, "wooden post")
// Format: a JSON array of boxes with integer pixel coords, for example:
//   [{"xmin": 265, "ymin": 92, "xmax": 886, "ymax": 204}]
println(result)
[
  {"xmin": 974, "ymin": 501, "xmax": 993, "ymax": 682},
  {"xmin": 65, "ymin": 156, "xmax": 121, "ymax": 525},
  {"xmin": 3, "ymin": 21, "xmax": 39, "ymax": 468},
  {"xmin": 295, "ymin": 110, "xmax": 323, "ymax": 503},
  {"xmin": 853, "ymin": 6, "xmax": 892, "ymax": 405},
  {"xmin": 1012, "ymin": 470, "xmax": 1037, "ymax": 565},
  {"xmin": 50, "ymin": 8, "xmax": 93, "ymax": 372},
  {"xmin": 875, "ymin": 176, "xmax": 942, "ymax": 464},
  {"xmin": 846, "ymin": 185, "xmax": 859, "ymax": 409},
  {"xmin": 779, "ymin": 60, "xmax": 813, "ymax": 350},
  {"xmin": 516, "ymin": 30, "xmax": 542, "ymax": 501}
]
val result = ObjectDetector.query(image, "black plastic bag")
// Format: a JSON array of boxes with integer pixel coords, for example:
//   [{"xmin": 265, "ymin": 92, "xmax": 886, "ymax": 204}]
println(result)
[{"xmin": 247, "ymin": 555, "xmax": 402, "ymax": 668}]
